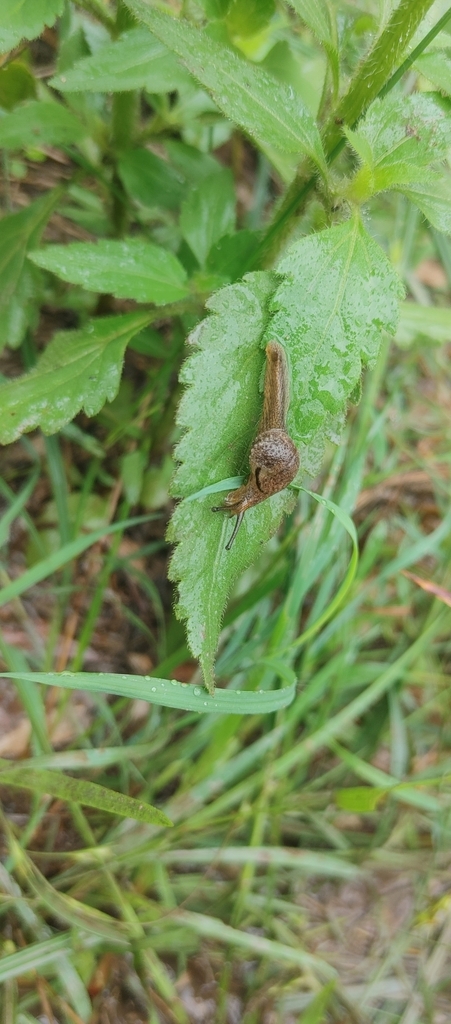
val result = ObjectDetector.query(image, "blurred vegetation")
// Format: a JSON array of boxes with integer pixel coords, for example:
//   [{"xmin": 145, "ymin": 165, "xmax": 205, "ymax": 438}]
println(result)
[{"xmin": 1, "ymin": 0, "xmax": 451, "ymax": 1021}]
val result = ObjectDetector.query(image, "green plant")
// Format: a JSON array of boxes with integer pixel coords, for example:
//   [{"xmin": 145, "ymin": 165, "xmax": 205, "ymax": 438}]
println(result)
[{"xmin": 1, "ymin": 0, "xmax": 450, "ymax": 706}]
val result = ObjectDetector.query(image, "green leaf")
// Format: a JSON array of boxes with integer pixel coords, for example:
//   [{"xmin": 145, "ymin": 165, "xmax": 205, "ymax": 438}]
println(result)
[
  {"xmin": 271, "ymin": 215, "xmax": 403, "ymax": 475},
  {"xmin": 170, "ymin": 217, "xmax": 402, "ymax": 688},
  {"xmin": 358, "ymin": 92, "xmax": 451, "ymax": 168},
  {"xmin": 400, "ymin": 174, "xmax": 451, "ymax": 233},
  {"xmin": 2, "ymin": 671, "xmax": 297, "ymax": 714},
  {"xmin": 344, "ymin": 92, "xmax": 451, "ymax": 213},
  {"xmin": 207, "ymin": 229, "xmax": 261, "ymax": 282},
  {"xmin": 287, "ymin": 0, "xmax": 339, "ymax": 93},
  {"xmin": 0, "ymin": 0, "xmax": 63, "ymax": 53},
  {"xmin": 0, "ymin": 100, "xmax": 85, "ymax": 151},
  {"xmin": 118, "ymin": 148, "xmax": 185, "ymax": 210},
  {"xmin": 0, "ymin": 758, "xmax": 172, "ymax": 827},
  {"xmin": 29, "ymin": 239, "xmax": 189, "ymax": 304},
  {"xmin": 335, "ymin": 786, "xmax": 387, "ymax": 811},
  {"xmin": 165, "ymin": 140, "xmax": 224, "ymax": 183},
  {"xmin": 50, "ymin": 27, "xmax": 191, "ymax": 93},
  {"xmin": 0, "ymin": 311, "xmax": 152, "ymax": 443},
  {"xmin": 169, "ymin": 272, "xmax": 294, "ymax": 691},
  {"xmin": 287, "ymin": 0, "xmax": 335, "ymax": 50},
  {"xmin": 0, "ymin": 61, "xmax": 36, "ymax": 110},
  {"xmin": 124, "ymin": 0, "xmax": 327, "ymax": 173},
  {"xmin": 226, "ymin": 0, "xmax": 275, "ymax": 38},
  {"xmin": 415, "ymin": 49, "xmax": 451, "ymax": 94},
  {"xmin": 0, "ymin": 190, "xmax": 60, "ymax": 354},
  {"xmin": 180, "ymin": 169, "xmax": 236, "ymax": 267},
  {"xmin": 0, "ymin": 263, "xmax": 41, "ymax": 352}
]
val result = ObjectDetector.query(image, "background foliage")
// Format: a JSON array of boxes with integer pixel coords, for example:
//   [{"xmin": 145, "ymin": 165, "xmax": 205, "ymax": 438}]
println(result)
[{"xmin": 1, "ymin": 0, "xmax": 451, "ymax": 1020}]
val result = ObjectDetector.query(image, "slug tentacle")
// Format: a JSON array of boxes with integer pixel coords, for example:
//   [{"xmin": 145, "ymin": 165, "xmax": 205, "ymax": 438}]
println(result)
[{"xmin": 212, "ymin": 341, "xmax": 299, "ymax": 550}]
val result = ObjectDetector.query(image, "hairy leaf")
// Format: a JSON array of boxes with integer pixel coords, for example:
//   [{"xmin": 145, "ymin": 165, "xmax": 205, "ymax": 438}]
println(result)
[
  {"xmin": 0, "ymin": 100, "xmax": 85, "ymax": 150},
  {"xmin": 124, "ymin": 0, "xmax": 327, "ymax": 173},
  {"xmin": 344, "ymin": 92, "xmax": 451, "ymax": 229},
  {"xmin": 169, "ymin": 272, "xmax": 294, "ymax": 691},
  {"xmin": 50, "ymin": 28, "xmax": 191, "ymax": 94},
  {"xmin": 399, "ymin": 175, "xmax": 451, "ymax": 233},
  {"xmin": 180, "ymin": 169, "xmax": 236, "ymax": 267},
  {"xmin": 0, "ymin": 0, "xmax": 63, "ymax": 52},
  {"xmin": 169, "ymin": 218, "xmax": 402, "ymax": 689},
  {"xmin": 29, "ymin": 239, "xmax": 189, "ymax": 304},
  {"xmin": 0, "ymin": 312, "xmax": 152, "ymax": 443},
  {"xmin": 357, "ymin": 92, "xmax": 451, "ymax": 169},
  {"xmin": 269, "ymin": 216, "xmax": 403, "ymax": 475},
  {"xmin": 0, "ymin": 190, "xmax": 60, "ymax": 354}
]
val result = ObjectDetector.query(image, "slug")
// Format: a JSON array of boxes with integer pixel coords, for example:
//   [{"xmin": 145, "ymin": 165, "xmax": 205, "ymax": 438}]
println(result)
[{"xmin": 212, "ymin": 341, "xmax": 300, "ymax": 550}]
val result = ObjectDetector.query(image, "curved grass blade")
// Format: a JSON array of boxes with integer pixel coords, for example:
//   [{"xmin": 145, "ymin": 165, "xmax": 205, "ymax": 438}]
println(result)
[{"xmin": 2, "ymin": 671, "xmax": 296, "ymax": 715}]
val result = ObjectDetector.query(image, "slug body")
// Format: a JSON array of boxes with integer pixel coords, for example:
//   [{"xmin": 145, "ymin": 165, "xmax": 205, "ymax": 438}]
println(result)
[{"xmin": 212, "ymin": 341, "xmax": 299, "ymax": 550}]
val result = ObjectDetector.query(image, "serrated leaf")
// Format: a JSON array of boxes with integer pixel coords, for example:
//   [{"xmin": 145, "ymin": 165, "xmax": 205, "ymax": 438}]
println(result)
[
  {"xmin": 0, "ymin": 311, "xmax": 152, "ymax": 443},
  {"xmin": 0, "ymin": 100, "xmax": 85, "ymax": 150},
  {"xmin": 169, "ymin": 272, "xmax": 295, "ymax": 691},
  {"xmin": 270, "ymin": 216, "xmax": 403, "ymax": 475},
  {"xmin": 170, "ymin": 219, "xmax": 403, "ymax": 688},
  {"xmin": 118, "ymin": 148, "xmax": 185, "ymax": 210},
  {"xmin": 29, "ymin": 239, "xmax": 189, "ymax": 304},
  {"xmin": 358, "ymin": 92, "xmax": 451, "ymax": 168},
  {"xmin": 50, "ymin": 28, "xmax": 191, "ymax": 93},
  {"xmin": 415, "ymin": 49, "xmax": 451, "ymax": 95},
  {"xmin": 124, "ymin": 0, "xmax": 327, "ymax": 173},
  {"xmin": 399, "ymin": 174, "xmax": 451, "ymax": 233},
  {"xmin": 180, "ymin": 169, "xmax": 236, "ymax": 267},
  {"xmin": 0, "ymin": 190, "xmax": 60, "ymax": 354},
  {"xmin": 345, "ymin": 92, "xmax": 451, "ymax": 209},
  {"xmin": 0, "ymin": 0, "xmax": 63, "ymax": 53}
]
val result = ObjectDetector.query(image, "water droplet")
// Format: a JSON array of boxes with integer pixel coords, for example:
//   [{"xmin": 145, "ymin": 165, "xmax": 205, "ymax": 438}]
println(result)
[
  {"xmin": 151, "ymin": 687, "xmax": 156, "ymax": 692},
  {"xmin": 171, "ymin": 680, "xmax": 178, "ymax": 686},
  {"xmin": 145, "ymin": 675, "xmax": 151, "ymax": 680},
  {"xmin": 193, "ymin": 686, "xmax": 202, "ymax": 697}
]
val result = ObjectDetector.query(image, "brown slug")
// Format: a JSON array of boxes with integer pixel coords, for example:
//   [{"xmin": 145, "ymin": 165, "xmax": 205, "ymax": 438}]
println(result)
[{"xmin": 212, "ymin": 340, "xmax": 300, "ymax": 550}]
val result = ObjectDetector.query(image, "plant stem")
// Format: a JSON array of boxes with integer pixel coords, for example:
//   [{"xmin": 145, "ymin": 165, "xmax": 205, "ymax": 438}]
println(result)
[{"xmin": 253, "ymin": 0, "xmax": 447, "ymax": 268}]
